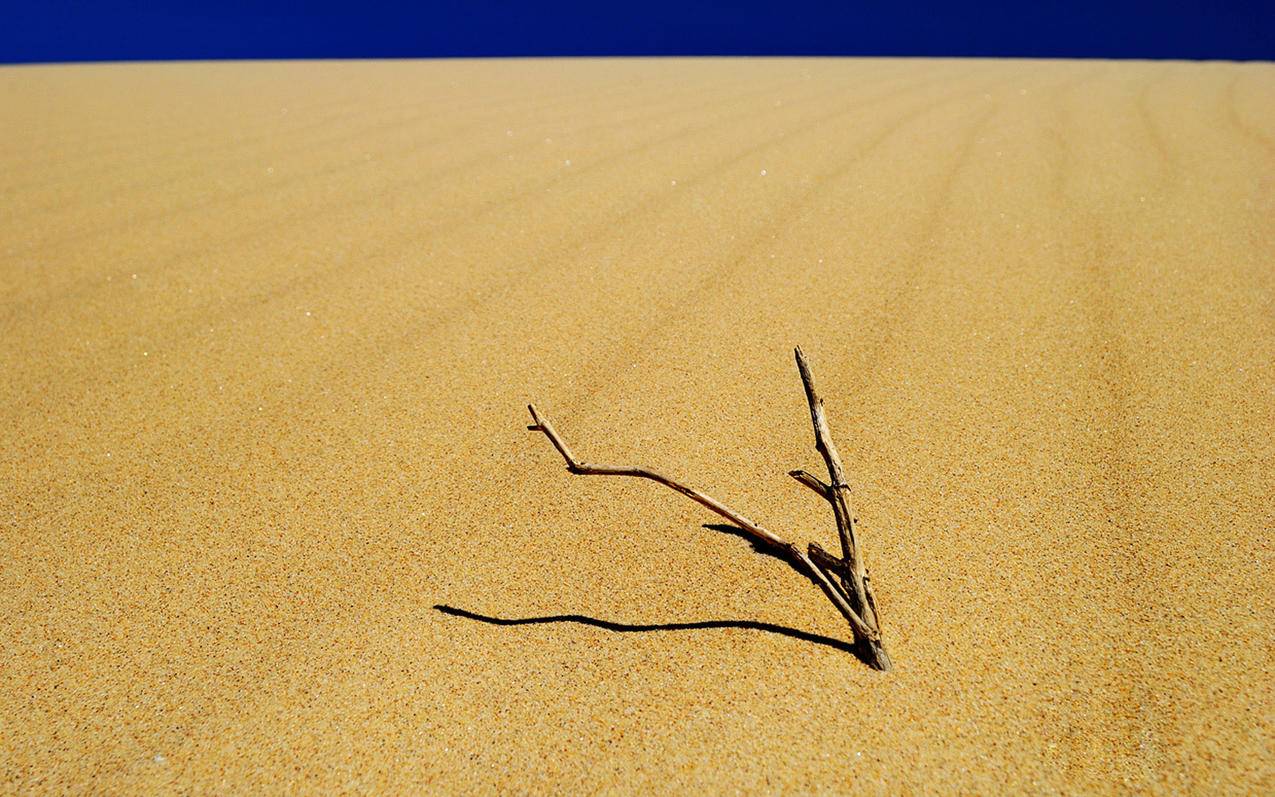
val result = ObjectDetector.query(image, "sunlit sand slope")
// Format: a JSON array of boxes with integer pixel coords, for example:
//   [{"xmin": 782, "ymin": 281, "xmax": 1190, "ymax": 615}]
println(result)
[{"xmin": 2, "ymin": 58, "xmax": 1272, "ymax": 793}]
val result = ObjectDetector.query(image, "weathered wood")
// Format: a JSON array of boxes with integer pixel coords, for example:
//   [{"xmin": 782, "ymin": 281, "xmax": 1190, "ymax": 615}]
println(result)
[
  {"xmin": 527, "ymin": 404, "xmax": 784, "ymax": 548},
  {"xmin": 788, "ymin": 469, "xmax": 832, "ymax": 500},
  {"xmin": 794, "ymin": 346, "xmax": 891, "ymax": 671},
  {"xmin": 527, "ymin": 348, "xmax": 892, "ymax": 670},
  {"xmin": 526, "ymin": 404, "xmax": 877, "ymax": 644},
  {"xmin": 807, "ymin": 541, "xmax": 845, "ymax": 574}
]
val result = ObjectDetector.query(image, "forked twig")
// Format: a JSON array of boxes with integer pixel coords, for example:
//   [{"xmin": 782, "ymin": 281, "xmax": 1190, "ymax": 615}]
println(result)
[
  {"xmin": 527, "ymin": 347, "xmax": 892, "ymax": 670},
  {"xmin": 526, "ymin": 406, "xmax": 876, "ymax": 642},
  {"xmin": 794, "ymin": 347, "xmax": 892, "ymax": 669}
]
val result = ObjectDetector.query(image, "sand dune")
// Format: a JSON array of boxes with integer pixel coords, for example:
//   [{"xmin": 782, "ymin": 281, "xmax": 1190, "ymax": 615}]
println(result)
[{"xmin": 2, "ymin": 58, "xmax": 1272, "ymax": 793}]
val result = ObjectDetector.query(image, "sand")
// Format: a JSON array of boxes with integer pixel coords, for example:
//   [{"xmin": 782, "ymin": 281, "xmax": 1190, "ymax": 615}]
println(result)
[{"xmin": 1, "ymin": 57, "xmax": 1272, "ymax": 793}]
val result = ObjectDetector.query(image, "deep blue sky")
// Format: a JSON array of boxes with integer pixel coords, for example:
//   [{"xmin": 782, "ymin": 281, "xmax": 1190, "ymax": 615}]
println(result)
[{"xmin": 4, "ymin": 1, "xmax": 1272, "ymax": 64}]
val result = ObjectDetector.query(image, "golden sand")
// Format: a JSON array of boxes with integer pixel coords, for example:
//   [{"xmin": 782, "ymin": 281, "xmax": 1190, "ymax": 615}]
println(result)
[{"xmin": 1, "ymin": 58, "xmax": 1272, "ymax": 793}]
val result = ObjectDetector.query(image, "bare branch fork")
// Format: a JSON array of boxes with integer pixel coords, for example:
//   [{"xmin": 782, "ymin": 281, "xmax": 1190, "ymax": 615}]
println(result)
[{"xmin": 526, "ymin": 347, "xmax": 893, "ymax": 671}]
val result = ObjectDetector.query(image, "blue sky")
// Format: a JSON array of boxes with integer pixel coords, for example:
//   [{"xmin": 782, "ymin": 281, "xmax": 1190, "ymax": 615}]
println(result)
[{"xmin": 4, "ymin": 1, "xmax": 1271, "ymax": 64}]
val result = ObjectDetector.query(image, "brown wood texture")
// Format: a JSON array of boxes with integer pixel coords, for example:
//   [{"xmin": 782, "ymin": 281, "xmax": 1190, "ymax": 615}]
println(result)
[{"xmin": 528, "ymin": 348, "xmax": 891, "ymax": 667}]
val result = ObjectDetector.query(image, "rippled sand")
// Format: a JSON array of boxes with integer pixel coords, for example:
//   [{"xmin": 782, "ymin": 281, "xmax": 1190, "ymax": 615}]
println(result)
[{"xmin": 2, "ymin": 58, "xmax": 1272, "ymax": 793}]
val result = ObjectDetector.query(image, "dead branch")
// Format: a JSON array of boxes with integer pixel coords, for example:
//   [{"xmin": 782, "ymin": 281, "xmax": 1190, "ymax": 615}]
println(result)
[
  {"xmin": 794, "ymin": 347, "xmax": 892, "ymax": 670},
  {"xmin": 526, "ymin": 348, "xmax": 891, "ymax": 670},
  {"xmin": 788, "ymin": 469, "xmax": 832, "ymax": 500},
  {"xmin": 807, "ymin": 541, "xmax": 845, "ymax": 574}
]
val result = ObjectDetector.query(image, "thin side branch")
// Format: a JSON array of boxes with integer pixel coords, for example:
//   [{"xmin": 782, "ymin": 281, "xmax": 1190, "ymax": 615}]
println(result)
[
  {"xmin": 808, "ymin": 541, "xmax": 846, "ymax": 574},
  {"xmin": 788, "ymin": 469, "xmax": 832, "ymax": 501},
  {"xmin": 527, "ymin": 404, "xmax": 878, "ymax": 642},
  {"xmin": 527, "ymin": 404, "xmax": 782, "ymax": 548}
]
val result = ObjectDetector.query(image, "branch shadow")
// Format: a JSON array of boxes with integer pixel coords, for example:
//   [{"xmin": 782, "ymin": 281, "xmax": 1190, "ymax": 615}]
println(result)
[
  {"xmin": 434, "ymin": 604, "xmax": 858, "ymax": 655},
  {"xmin": 433, "ymin": 523, "xmax": 874, "ymax": 664},
  {"xmin": 703, "ymin": 522, "xmax": 799, "ymax": 565}
]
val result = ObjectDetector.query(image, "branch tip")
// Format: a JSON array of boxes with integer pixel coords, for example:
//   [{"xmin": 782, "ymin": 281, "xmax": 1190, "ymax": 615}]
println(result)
[{"xmin": 789, "ymin": 469, "xmax": 832, "ymax": 500}]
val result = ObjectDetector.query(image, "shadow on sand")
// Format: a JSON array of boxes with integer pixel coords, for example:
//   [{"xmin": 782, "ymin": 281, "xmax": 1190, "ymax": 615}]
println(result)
[
  {"xmin": 434, "ymin": 522, "xmax": 877, "ymax": 663},
  {"xmin": 433, "ymin": 604, "xmax": 858, "ymax": 655}
]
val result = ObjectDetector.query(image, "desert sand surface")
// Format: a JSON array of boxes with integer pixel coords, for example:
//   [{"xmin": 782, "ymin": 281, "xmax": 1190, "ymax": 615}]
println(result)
[{"xmin": 1, "ymin": 57, "xmax": 1273, "ymax": 793}]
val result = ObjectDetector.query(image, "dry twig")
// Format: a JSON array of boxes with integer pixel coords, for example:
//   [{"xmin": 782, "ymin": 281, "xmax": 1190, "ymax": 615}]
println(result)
[{"xmin": 526, "ymin": 347, "xmax": 892, "ymax": 670}]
